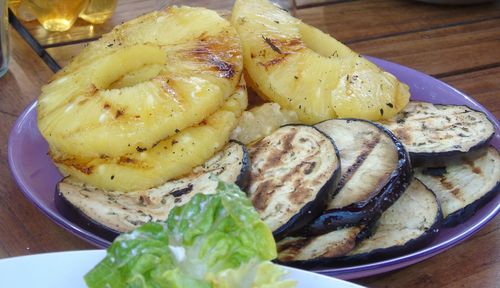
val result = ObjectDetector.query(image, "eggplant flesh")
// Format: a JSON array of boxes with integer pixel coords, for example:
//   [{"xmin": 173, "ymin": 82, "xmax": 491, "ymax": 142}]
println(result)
[
  {"xmin": 57, "ymin": 141, "xmax": 250, "ymax": 234},
  {"xmin": 306, "ymin": 119, "xmax": 412, "ymax": 234},
  {"xmin": 247, "ymin": 125, "xmax": 341, "ymax": 240},
  {"xmin": 415, "ymin": 146, "xmax": 500, "ymax": 227},
  {"xmin": 379, "ymin": 101, "xmax": 495, "ymax": 166},
  {"xmin": 276, "ymin": 226, "xmax": 362, "ymax": 266},
  {"xmin": 342, "ymin": 178, "xmax": 442, "ymax": 263}
]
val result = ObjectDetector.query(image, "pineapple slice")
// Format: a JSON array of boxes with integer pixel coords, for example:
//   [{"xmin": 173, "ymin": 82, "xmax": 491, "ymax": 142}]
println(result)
[
  {"xmin": 231, "ymin": 0, "xmax": 410, "ymax": 124},
  {"xmin": 52, "ymin": 82, "xmax": 248, "ymax": 192},
  {"xmin": 231, "ymin": 102, "xmax": 299, "ymax": 144},
  {"xmin": 38, "ymin": 7, "xmax": 243, "ymax": 158}
]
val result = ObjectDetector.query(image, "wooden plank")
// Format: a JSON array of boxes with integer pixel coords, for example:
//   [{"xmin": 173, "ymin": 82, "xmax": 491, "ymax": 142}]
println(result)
[
  {"xmin": 441, "ymin": 66, "xmax": 500, "ymax": 118},
  {"xmin": 295, "ymin": 0, "xmax": 345, "ymax": 8},
  {"xmin": 0, "ymin": 113, "xmax": 93, "ymax": 258},
  {"xmin": 296, "ymin": 0, "xmax": 500, "ymax": 43},
  {"xmin": 0, "ymin": 27, "xmax": 53, "ymax": 116},
  {"xmin": 46, "ymin": 42, "xmax": 87, "ymax": 69},
  {"xmin": 349, "ymin": 19, "xmax": 500, "ymax": 77}
]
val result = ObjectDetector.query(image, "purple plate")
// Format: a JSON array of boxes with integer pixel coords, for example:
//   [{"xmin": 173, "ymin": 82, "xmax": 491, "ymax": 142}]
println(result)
[{"xmin": 8, "ymin": 57, "xmax": 500, "ymax": 280}]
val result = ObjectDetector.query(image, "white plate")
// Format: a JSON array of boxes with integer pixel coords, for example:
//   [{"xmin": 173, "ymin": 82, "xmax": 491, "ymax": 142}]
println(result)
[{"xmin": 0, "ymin": 250, "xmax": 363, "ymax": 287}]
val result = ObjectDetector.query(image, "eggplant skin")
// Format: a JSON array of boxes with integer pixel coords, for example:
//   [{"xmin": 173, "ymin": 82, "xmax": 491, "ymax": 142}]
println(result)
[
  {"xmin": 55, "ymin": 187, "xmax": 120, "ymax": 242},
  {"xmin": 303, "ymin": 119, "xmax": 413, "ymax": 235},
  {"xmin": 441, "ymin": 181, "xmax": 498, "ymax": 227},
  {"xmin": 247, "ymin": 124, "xmax": 341, "ymax": 240},
  {"xmin": 338, "ymin": 223, "xmax": 441, "ymax": 265},
  {"xmin": 230, "ymin": 140, "xmax": 251, "ymax": 190},
  {"xmin": 273, "ymin": 161, "xmax": 341, "ymax": 240},
  {"xmin": 336, "ymin": 179, "xmax": 443, "ymax": 265},
  {"xmin": 410, "ymin": 143, "xmax": 491, "ymax": 167}
]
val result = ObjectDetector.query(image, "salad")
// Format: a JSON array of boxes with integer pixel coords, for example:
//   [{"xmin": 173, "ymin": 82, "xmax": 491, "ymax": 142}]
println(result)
[{"xmin": 84, "ymin": 180, "xmax": 296, "ymax": 288}]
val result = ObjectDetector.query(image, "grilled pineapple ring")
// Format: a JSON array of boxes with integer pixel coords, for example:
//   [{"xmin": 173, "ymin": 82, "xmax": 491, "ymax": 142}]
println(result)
[
  {"xmin": 38, "ymin": 6, "xmax": 243, "ymax": 158},
  {"xmin": 52, "ymin": 82, "xmax": 248, "ymax": 191},
  {"xmin": 231, "ymin": 0, "xmax": 410, "ymax": 123}
]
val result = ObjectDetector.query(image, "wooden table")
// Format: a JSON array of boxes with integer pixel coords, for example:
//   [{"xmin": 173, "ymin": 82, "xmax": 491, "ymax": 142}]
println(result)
[{"xmin": 1, "ymin": 0, "xmax": 499, "ymax": 286}]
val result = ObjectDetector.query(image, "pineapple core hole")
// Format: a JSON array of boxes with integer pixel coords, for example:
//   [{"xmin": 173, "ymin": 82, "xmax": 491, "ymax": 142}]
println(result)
[
  {"xmin": 109, "ymin": 64, "xmax": 163, "ymax": 89},
  {"xmin": 91, "ymin": 44, "xmax": 166, "ymax": 90}
]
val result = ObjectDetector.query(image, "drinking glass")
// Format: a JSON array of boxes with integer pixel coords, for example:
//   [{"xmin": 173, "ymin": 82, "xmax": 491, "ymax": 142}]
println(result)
[
  {"xmin": 9, "ymin": 0, "xmax": 36, "ymax": 21},
  {"xmin": 79, "ymin": 0, "xmax": 117, "ymax": 24},
  {"xmin": 0, "ymin": 0, "xmax": 9, "ymax": 78},
  {"xmin": 24, "ymin": 0, "xmax": 89, "ymax": 31}
]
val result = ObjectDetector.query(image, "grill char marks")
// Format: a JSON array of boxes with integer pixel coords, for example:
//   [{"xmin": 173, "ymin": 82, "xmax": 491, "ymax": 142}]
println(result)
[
  {"xmin": 335, "ymin": 134, "xmax": 381, "ymax": 194},
  {"xmin": 257, "ymin": 37, "xmax": 304, "ymax": 70},
  {"xmin": 277, "ymin": 237, "xmax": 312, "ymax": 258},
  {"xmin": 50, "ymin": 152, "xmax": 95, "ymax": 175},
  {"xmin": 251, "ymin": 179, "xmax": 274, "ymax": 211},
  {"xmin": 252, "ymin": 129, "xmax": 326, "ymax": 206},
  {"xmin": 257, "ymin": 128, "xmax": 297, "ymax": 173},
  {"xmin": 186, "ymin": 32, "xmax": 241, "ymax": 79},
  {"xmin": 415, "ymin": 146, "xmax": 500, "ymax": 226},
  {"xmin": 284, "ymin": 160, "xmax": 321, "ymax": 205},
  {"xmin": 248, "ymin": 125, "xmax": 340, "ymax": 240},
  {"xmin": 276, "ymin": 226, "xmax": 361, "ymax": 264},
  {"xmin": 170, "ymin": 184, "xmax": 194, "ymax": 198}
]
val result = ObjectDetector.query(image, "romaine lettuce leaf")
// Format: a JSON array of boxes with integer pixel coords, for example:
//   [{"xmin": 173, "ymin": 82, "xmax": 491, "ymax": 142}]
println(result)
[
  {"xmin": 85, "ymin": 180, "xmax": 295, "ymax": 288},
  {"xmin": 207, "ymin": 260, "xmax": 295, "ymax": 288}
]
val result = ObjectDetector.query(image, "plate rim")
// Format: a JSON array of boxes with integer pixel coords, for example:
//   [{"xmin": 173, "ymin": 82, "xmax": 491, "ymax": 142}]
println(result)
[
  {"xmin": 7, "ymin": 101, "xmax": 112, "ymax": 248},
  {"xmin": 7, "ymin": 56, "xmax": 500, "ymax": 280},
  {"xmin": 0, "ymin": 249, "xmax": 363, "ymax": 287}
]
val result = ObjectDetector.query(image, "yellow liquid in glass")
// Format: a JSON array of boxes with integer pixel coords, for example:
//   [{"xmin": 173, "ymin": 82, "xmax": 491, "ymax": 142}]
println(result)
[
  {"xmin": 8, "ymin": 0, "xmax": 36, "ymax": 21},
  {"xmin": 7, "ymin": 0, "xmax": 21, "ymax": 16},
  {"xmin": 25, "ymin": 0, "xmax": 88, "ymax": 31},
  {"xmin": 79, "ymin": 0, "xmax": 117, "ymax": 24}
]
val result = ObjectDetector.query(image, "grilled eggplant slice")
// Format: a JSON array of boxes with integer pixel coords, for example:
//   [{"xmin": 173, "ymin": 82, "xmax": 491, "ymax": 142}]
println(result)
[
  {"xmin": 305, "ymin": 119, "xmax": 412, "ymax": 234},
  {"xmin": 342, "ymin": 178, "xmax": 442, "ymax": 263},
  {"xmin": 247, "ymin": 125, "xmax": 341, "ymax": 240},
  {"xmin": 57, "ymin": 141, "xmax": 249, "ymax": 235},
  {"xmin": 379, "ymin": 101, "xmax": 495, "ymax": 166},
  {"xmin": 415, "ymin": 146, "xmax": 500, "ymax": 227}
]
